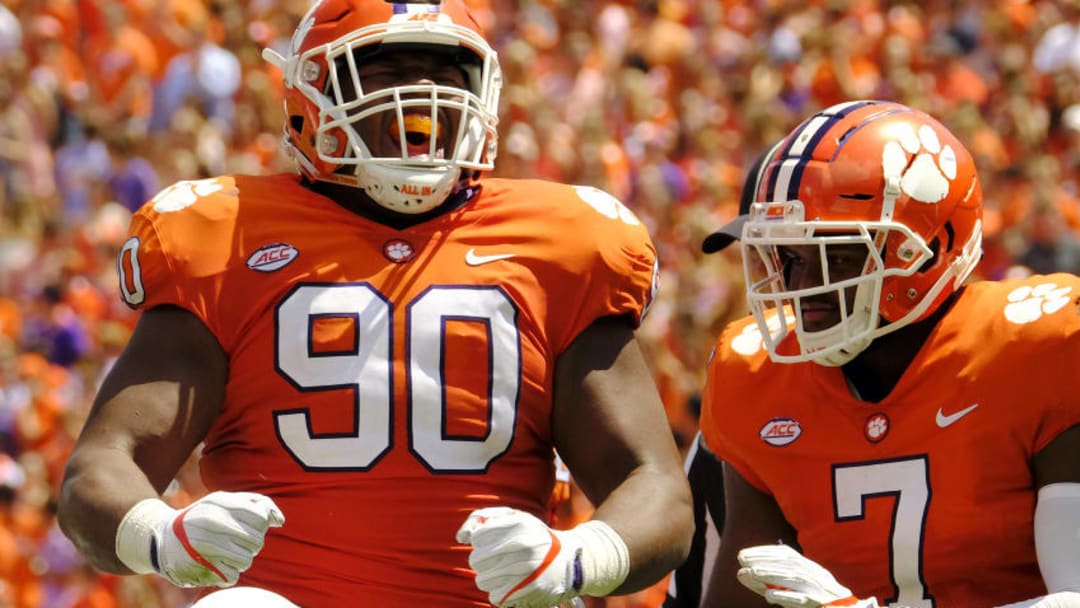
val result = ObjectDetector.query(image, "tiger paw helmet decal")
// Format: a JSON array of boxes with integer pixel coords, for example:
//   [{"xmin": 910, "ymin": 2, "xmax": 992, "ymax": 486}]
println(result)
[{"xmin": 882, "ymin": 122, "xmax": 958, "ymax": 205}]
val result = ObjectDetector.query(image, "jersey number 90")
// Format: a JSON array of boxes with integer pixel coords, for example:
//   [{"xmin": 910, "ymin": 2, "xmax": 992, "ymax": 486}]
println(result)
[{"xmin": 275, "ymin": 283, "xmax": 520, "ymax": 474}]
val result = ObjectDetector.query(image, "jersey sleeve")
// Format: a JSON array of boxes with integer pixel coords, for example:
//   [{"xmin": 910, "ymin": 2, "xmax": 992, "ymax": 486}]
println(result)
[
  {"xmin": 698, "ymin": 322, "xmax": 772, "ymax": 493},
  {"xmin": 1024, "ymin": 274, "xmax": 1080, "ymax": 453},
  {"xmin": 546, "ymin": 185, "xmax": 659, "ymax": 354},
  {"xmin": 116, "ymin": 178, "xmax": 238, "ymax": 339}
]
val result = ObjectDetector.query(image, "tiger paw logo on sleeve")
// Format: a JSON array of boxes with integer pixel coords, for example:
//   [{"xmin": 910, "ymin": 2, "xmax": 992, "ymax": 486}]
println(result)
[
  {"xmin": 732, "ymin": 311, "xmax": 796, "ymax": 357},
  {"xmin": 1004, "ymin": 283, "xmax": 1073, "ymax": 324},
  {"xmin": 150, "ymin": 179, "xmax": 228, "ymax": 213},
  {"xmin": 573, "ymin": 185, "xmax": 642, "ymax": 226}
]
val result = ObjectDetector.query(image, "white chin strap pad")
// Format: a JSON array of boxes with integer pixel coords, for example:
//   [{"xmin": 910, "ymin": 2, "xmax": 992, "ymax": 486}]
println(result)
[{"xmin": 356, "ymin": 164, "xmax": 461, "ymax": 214}]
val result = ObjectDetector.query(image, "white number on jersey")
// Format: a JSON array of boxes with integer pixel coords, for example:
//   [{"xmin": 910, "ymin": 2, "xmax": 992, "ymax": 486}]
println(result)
[
  {"xmin": 833, "ymin": 456, "xmax": 934, "ymax": 608},
  {"xmin": 275, "ymin": 283, "xmax": 520, "ymax": 473}
]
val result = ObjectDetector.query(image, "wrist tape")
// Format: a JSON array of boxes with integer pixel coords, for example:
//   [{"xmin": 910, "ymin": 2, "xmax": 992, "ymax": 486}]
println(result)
[
  {"xmin": 115, "ymin": 498, "xmax": 175, "ymax": 575},
  {"xmin": 570, "ymin": 520, "xmax": 630, "ymax": 597}
]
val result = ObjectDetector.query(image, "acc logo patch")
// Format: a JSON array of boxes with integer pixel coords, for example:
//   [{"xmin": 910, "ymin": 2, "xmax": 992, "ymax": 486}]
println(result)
[
  {"xmin": 247, "ymin": 243, "xmax": 299, "ymax": 272},
  {"xmin": 759, "ymin": 418, "xmax": 802, "ymax": 447}
]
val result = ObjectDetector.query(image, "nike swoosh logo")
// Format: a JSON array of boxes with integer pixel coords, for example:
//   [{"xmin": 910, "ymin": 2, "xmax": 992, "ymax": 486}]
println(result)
[
  {"xmin": 936, "ymin": 403, "xmax": 979, "ymax": 428},
  {"xmin": 465, "ymin": 248, "xmax": 516, "ymax": 266}
]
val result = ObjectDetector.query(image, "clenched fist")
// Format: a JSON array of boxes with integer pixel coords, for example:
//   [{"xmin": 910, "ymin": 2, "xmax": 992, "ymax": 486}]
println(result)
[
  {"xmin": 457, "ymin": 507, "xmax": 629, "ymax": 608},
  {"xmin": 116, "ymin": 491, "xmax": 284, "ymax": 588},
  {"xmin": 736, "ymin": 544, "xmax": 880, "ymax": 608}
]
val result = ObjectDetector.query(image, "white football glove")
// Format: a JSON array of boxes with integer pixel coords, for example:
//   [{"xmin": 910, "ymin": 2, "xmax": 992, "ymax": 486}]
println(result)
[
  {"xmin": 456, "ymin": 507, "xmax": 629, "ymax": 608},
  {"xmin": 116, "ymin": 491, "xmax": 284, "ymax": 588},
  {"xmin": 736, "ymin": 544, "xmax": 880, "ymax": 608}
]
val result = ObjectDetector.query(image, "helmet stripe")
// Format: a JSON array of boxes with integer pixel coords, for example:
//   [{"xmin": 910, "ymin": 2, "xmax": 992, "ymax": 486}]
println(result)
[{"xmin": 765, "ymin": 100, "xmax": 878, "ymax": 203}]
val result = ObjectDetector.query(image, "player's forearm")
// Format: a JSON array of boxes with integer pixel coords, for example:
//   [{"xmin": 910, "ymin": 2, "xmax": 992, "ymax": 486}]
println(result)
[
  {"xmin": 58, "ymin": 446, "xmax": 162, "ymax": 574},
  {"xmin": 592, "ymin": 463, "xmax": 694, "ymax": 594}
]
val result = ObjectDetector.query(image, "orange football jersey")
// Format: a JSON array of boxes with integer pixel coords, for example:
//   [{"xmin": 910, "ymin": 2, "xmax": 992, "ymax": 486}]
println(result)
[
  {"xmin": 117, "ymin": 173, "xmax": 658, "ymax": 607},
  {"xmin": 700, "ymin": 274, "xmax": 1080, "ymax": 608}
]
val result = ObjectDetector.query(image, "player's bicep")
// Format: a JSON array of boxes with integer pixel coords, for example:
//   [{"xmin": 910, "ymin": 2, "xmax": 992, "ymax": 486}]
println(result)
[
  {"xmin": 551, "ymin": 315, "xmax": 692, "ymax": 588},
  {"xmin": 1033, "ymin": 483, "xmax": 1080, "ymax": 593},
  {"xmin": 77, "ymin": 305, "xmax": 227, "ymax": 490},
  {"xmin": 1034, "ymin": 424, "xmax": 1080, "ymax": 488},
  {"xmin": 551, "ymin": 315, "xmax": 682, "ymax": 503},
  {"xmin": 1032, "ymin": 426, "xmax": 1080, "ymax": 593}
]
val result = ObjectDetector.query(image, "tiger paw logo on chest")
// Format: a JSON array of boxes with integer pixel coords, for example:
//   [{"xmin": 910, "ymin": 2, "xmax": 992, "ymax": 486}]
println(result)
[
  {"xmin": 247, "ymin": 243, "xmax": 299, "ymax": 272},
  {"xmin": 383, "ymin": 239, "xmax": 417, "ymax": 264},
  {"xmin": 864, "ymin": 412, "xmax": 890, "ymax": 443}
]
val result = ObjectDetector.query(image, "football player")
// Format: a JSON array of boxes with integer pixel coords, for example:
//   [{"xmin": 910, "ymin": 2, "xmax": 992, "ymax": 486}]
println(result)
[
  {"xmin": 56, "ymin": 1, "xmax": 693, "ymax": 607},
  {"xmin": 696, "ymin": 100, "xmax": 1080, "ymax": 607}
]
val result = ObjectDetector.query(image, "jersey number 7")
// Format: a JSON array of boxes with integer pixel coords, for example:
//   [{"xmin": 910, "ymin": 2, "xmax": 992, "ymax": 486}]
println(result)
[{"xmin": 833, "ymin": 456, "xmax": 933, "ymax": 608}]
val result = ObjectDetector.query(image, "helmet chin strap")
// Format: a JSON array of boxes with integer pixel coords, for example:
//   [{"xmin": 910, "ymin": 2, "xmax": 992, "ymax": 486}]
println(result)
[
  {"xmin": 809, "ymin": 333, "xmax": 872, "ymax": 367},
  {"xmin": 808, "ymin": 221, "xmax": 983, "ymax": 367},
  {"xmin": 801, "ymin": 321, "xmax": 874, "ymax": 367},
  {"xmin": 803, "ymin": 279, "xmax": 880, "ymax": 367},
  {"xmin": 320, "ymin": 101, "xmax": 486, "ymax": 215},
  {"xmin": 355, "ymin": 163, "xmax": 464, "ymax": 214}
]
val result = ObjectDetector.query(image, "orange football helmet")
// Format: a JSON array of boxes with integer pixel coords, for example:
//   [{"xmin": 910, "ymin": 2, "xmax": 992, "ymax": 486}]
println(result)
[
  {"xmin": 263, "ymin": 0, "xmax": 501, "ymax": 213},
  {"xmin": 740, "ymin": 100, "xmax": 983, "ymax": 366}
]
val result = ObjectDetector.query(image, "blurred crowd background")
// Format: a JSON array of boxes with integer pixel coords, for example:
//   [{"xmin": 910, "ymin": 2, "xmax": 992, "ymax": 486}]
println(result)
[{"xmin": 1, "ymin": 0, "xmax": 1079, "ymax": 606}]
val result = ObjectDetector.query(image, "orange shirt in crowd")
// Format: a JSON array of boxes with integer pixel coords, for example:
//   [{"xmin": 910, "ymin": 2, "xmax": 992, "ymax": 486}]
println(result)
[{"xmin": 83, "ymin": 25, "xmax": 157, "ymax": 119}]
